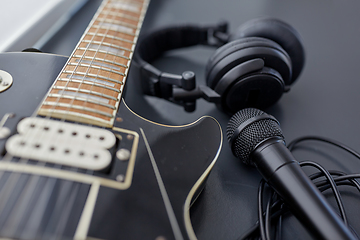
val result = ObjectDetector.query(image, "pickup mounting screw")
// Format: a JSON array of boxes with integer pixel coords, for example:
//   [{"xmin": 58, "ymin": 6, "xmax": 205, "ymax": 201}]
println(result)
[
  {"xmin": 116, "ymin": 148, "xmax": 130, "ymax": 161},
  {"xmin": 0, "ymin": 127, "xmax": 11, "ymax": 139}
]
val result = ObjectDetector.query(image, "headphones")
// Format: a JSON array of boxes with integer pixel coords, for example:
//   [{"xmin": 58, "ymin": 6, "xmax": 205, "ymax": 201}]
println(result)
[{"xmin": 134, "ymin": 18, "xmax": 305, "ymax": 114}]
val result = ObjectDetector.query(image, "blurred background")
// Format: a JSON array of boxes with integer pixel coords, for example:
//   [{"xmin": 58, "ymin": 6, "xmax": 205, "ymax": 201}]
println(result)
[{"xmin": 2, "ymin": 0, "xmax": 360, "ymax": 239}]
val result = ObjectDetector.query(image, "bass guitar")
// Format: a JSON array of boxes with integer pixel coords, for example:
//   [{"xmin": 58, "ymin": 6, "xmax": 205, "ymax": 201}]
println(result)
[{"xmin": 0, "ymin": 0, "xmax": 222, "ymax": 239}]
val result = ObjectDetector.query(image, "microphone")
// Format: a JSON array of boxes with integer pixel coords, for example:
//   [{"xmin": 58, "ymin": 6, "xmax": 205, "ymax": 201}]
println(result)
[{"xmin": 226, "ymin": 108, "xmax": 357, "ymax": 240}]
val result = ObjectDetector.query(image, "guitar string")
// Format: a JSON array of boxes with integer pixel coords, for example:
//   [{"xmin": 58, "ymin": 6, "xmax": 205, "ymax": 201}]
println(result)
[
  {"xmin": 50, "ymin": 1, "xmax": 144, "ymax": 238},
  {"xmin": 57, "ymin": 0, "xmax": 118, "ymax": 123},
  {"xmin": 1, "ymin": 165, "xmax": 62, "ymax": 238},
  {"xmin": 42, "ymin": 172, "xmax": 80, "ymax": 238},
  {"xmin": 51, "ymin": 1, "xmax": 143, "ymax": 238},
  {"xmin": 49, "ymin": 181, "xmax": 81, "ymax": 239},
  {"xmin": 40, "ymin": 1, "xmax": 120, "ymax": 237},
  {"xmin": 54, "ymin": 0, "xmax": 137, "ymax": 125},
  {"xmin": 0, "ymin": 0, "xmax": 113, "ymax": 184},
  {"xmin": 43, "ymin": 0, "xmax": 111, "ymax": 119},
  {"xmin": 73, "ymin": 0, "xmax": 138, "ymax": 125},
  {"xmin": 51, "ymin": 2, "xmax": 123, "ymax": 237},
  {"xmin": 0, "ymin": 0, "xmax": 114, "ymax": 237},
  {"xmin": 54, "ymin": 1, "xmax": 142, "ymax": 238},
  {"xmin": 18, "ymin": 171, "xmax": 62, "ymax": 239},
  {"xmin": 0, "ymin": 0, "xmax": 113, "ymax": 234},
  {"xmin": 0, "ymin": 0, "xmax": 146, "ymax": 238},
  {"xmin": 1, "ymin": 0, "xmax": 142, "ymax": 160}
]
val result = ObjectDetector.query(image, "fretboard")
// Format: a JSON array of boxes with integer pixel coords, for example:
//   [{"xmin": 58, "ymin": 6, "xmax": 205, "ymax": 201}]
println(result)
[{"xmin": 37, "ymin": 0, "xmax": 149, "ymax": 128}]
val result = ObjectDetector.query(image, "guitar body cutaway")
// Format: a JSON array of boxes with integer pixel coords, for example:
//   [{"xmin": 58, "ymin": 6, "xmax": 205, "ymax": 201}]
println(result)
[{"xmin": 0, "ymin": 52, "xmax": 222, "ymax": 240}]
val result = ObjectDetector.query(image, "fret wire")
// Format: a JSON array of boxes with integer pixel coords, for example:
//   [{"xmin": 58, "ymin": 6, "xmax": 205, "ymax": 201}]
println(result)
[
  {"xmin": 59, "ymin": 75, "xmax": 122, "ymax": 85},
  {"xmin": 52, "ymin": 89, "xmax": 111, "ymax": 105},
  {"xmin": 81, "ymin": 40, "xmax": 132, "ymax": 53},
  {"xmin": 73, "ymin": 0, "xmax": 134, "ymax": 108},
  {"xmin": 47, "ymin": 94, "xmax": 115, "ymax": 110},
  {"xmin": 54, "ymin": 4, "xmax": 144, "ymax": 232},
  {"xmin": 37, "ymin": 110, "xmax": 111, "ymax": 127},
  {"xmin": 73, "ymin": 59, "xmax": 122, "ymax": 72},
  {"xmin": 77, "ymin": 48, "xmax": 130, "ymax": 60},
  {"xmin": 63, "ymin": 70, "xmax": 124, "ymax": 82},
  {"xmin": 67, "ymin": 62, "xmax": 125, "ymax": 77},
  {"xmin": 100, "ymin": 10, "xmax": 139, "ymax": 22},
  {"xmin": 37, "ymin": 0, "xmax": 114, "ymax": 120},
  {"xmin": 64, "ymin": 1, "xmax": 121, "ymax": 121},
  {"xmin": 54, "ymin": 0, "xmax": 122, "ymax": 123},
  {"xmin": 56, "ymin": 78, "xmax": 120, "ymax": 93},
  {"xmin": 52, "ymin": 86, "xmax": 118, "ymax": 101},
  {"xmin": 49, "ymin": 90, "xmax": 110, "ymax": 105},
  {"xmin": 42, "ymin": 102, "xmax": 114, "ymax": 118},
  {"xmin": 117, "ymin": 0, "xmax": 144, "ymax": 4},
  {"xmin": 73, "ymin": 0, "xmax": 134, "ymax": 94},
  {"xmin": 57, "ymin": 80, "xmax": 119, "ymax": 95},
  {"xmin": 81, "ymin": 0, "xmax": 140, "ymax": 122},
  {"xmin": 72, "ymin": 55, "xmax": 128, "ymax": 69},
  {"xmin": 107, "ymin": 0, "xmax": 144, "ymax": 14},
  {"xmin": 92, "ymin": 25, "xmax": 136, "ymax": 37},
  {"xmin": 103, "ymin": 5, "xmax": 141, "ymax": 17},
  {"xmin": 109, "ymin": 0, "xmax": 143, "ymax": 7},
  {"xmin": 5, "ymin": 0, "xmax": 148, "ymax": 236},
  {"xmin": 96, "ymin": 18, "xmax": 138, "ymax": 29},
  {"xmin": 86, "ymin": 32, "xmax": 134, "ymax": 44},
  {"xmin": 5, "ymin": 0, "xmax": 141, "ymax": 235},
  {"xmin": 37, "ymin": 0, "xmax": 148, "ymax": 127},
  {"xmin": 0, "ymin": 0, "xmax": 112, "ymax": 227}
]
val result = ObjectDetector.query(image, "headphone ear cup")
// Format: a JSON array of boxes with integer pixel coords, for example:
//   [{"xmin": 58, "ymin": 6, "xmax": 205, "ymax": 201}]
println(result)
[
  {"xmin": 206, "ymin": 37, "xmax": 292, "ymax": 91},
  {"xmin": 232, "ymin": 18, "xmax": 305, "ymax": 84},
  {"xmin": 215, "ymin": 66, "xmax": 285, "ymax": 114}
]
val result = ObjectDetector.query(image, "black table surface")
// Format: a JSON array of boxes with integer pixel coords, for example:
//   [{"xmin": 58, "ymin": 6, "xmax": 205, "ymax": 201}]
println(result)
[{"xmin": 40, "ymin": 0, "xmax": 360, "ymax": 239}]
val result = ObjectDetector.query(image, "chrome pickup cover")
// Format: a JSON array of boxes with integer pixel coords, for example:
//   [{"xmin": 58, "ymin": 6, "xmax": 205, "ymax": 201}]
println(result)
[{"xmin": 6, "ymin": 117, "xmax": 116, "ymax": 170}]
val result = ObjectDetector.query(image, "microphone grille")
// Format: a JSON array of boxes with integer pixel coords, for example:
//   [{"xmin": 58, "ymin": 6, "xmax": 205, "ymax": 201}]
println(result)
[{"xmin": 227, "ymin": 108, "xmax": 284, "ymax": 165}]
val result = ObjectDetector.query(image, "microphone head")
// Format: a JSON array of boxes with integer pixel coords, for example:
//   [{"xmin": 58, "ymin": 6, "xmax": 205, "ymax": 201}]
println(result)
[{"xmin": 226, "ymin": 108, "xmax": 284, "ymax": 166}]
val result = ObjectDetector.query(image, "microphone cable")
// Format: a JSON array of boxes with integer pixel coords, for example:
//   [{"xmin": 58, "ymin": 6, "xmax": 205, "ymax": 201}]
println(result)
[{"xmin": 238, "ymin": 136, "xmax": 360, "ymax": 240}]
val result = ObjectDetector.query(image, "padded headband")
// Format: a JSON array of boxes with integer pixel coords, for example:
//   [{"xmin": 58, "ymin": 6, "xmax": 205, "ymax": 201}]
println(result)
[{"xmin": 135, "ymin": 22, "xmax": 229, "ymax": 66}]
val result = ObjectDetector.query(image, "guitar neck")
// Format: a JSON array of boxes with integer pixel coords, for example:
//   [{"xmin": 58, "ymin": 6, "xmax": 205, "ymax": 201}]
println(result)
[{"xmin": 37, "ymin": 0, "xmax": 149, "ymax": 128}]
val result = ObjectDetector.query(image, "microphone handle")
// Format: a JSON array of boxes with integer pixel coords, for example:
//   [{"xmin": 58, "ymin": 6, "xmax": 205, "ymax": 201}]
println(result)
[{"xmin": 253, "ymin": 139, "xmax": 357, "ymax": 240}]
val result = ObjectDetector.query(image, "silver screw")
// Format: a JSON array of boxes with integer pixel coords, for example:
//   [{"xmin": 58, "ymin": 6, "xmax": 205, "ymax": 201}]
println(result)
[
  {"xmin": 116, "ymin": 148, "xmax": 131, "ymax": 161},
  {"xmin": 116, "ymin": 174, "xmax": 125, "ymax": 182},
  {"xmin": 0, "ymin": 127, "xmax": 11, "ymax": 139}
]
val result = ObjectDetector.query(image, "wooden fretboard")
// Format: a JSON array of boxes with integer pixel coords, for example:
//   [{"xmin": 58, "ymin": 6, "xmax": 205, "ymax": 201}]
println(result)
[{"xmin": 37, "ymin": 0, "xmax": 149, "ymax": 128}]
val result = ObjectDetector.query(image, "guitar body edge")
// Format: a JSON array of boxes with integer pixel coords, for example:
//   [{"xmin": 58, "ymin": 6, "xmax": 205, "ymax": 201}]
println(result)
[{"xmin": 0, "ymin": 52, "xmax": 223, "ymax": 240}]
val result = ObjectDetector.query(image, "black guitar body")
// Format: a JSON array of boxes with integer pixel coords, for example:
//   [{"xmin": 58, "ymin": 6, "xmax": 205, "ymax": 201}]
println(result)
[{"xmin": 0, "ymin": 52, "xmax": 222, "ymax": 240}]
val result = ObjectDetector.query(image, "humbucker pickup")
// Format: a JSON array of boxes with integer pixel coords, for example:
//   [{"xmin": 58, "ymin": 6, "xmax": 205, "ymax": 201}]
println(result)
[{"xmin": 5, "ymin": 117, "xmax": 116, "ymax": 170}]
